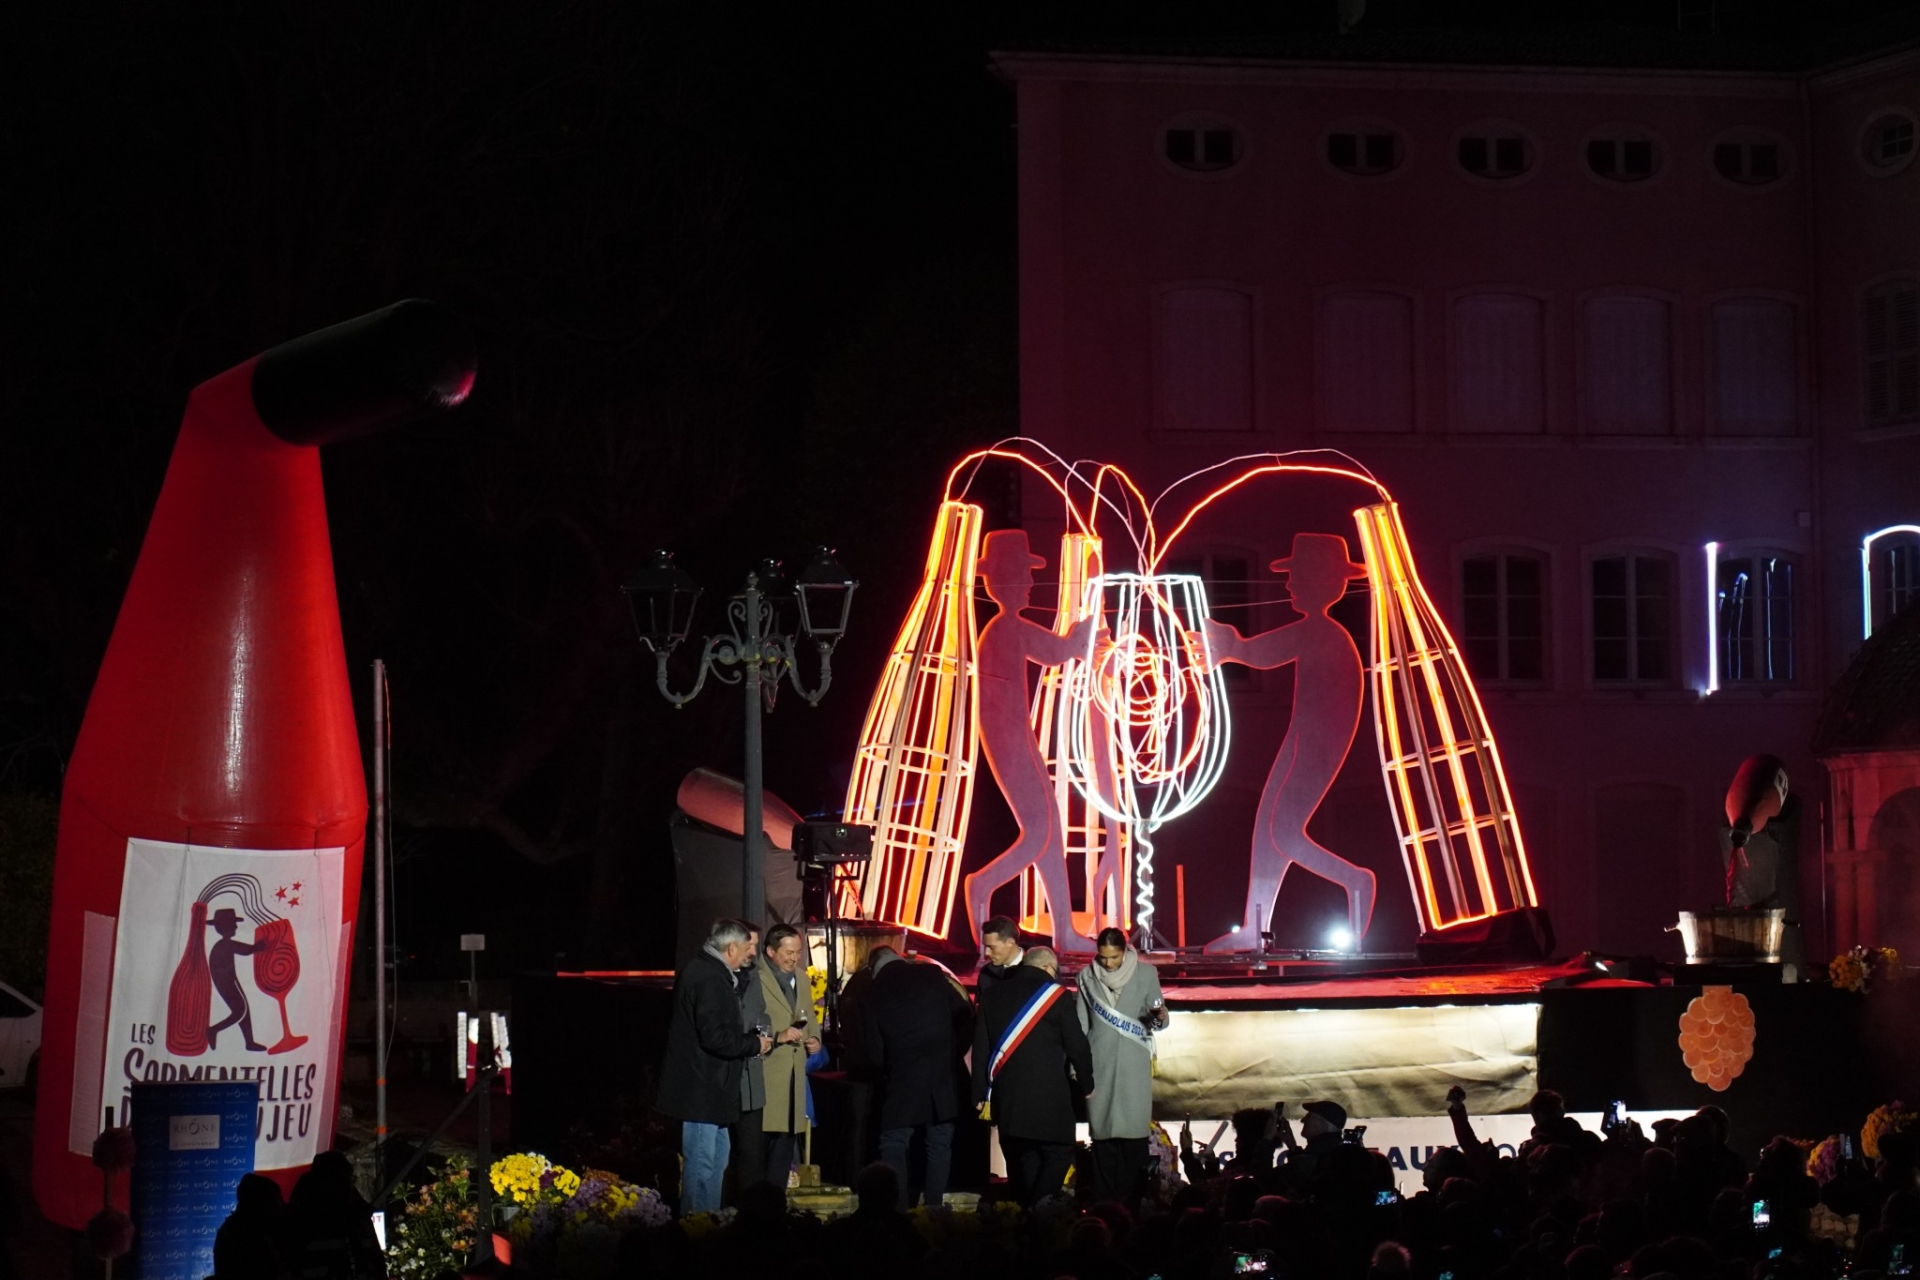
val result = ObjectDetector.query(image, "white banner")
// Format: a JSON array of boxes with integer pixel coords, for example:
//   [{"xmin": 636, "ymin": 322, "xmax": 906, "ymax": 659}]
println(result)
[{"xmin": 103, "ymin": 839, "xmax": 344, "ymax": 1171}]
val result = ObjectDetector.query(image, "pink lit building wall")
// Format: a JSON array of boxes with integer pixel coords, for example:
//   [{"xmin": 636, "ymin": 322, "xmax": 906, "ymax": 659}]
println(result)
[{"xmin": 993, "ymin": 40, "xmax": 1920, "ymax": 961}]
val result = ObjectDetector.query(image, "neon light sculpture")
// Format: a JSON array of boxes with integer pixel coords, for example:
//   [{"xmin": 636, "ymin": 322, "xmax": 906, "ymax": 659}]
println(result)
[
  {"xmin": 1021, "ymin": 533, "xmax": 1132, "ymax": 938},
  {"xmin": 1352, "ymin": 501, "xmax": 1540, "ymax": 936},
  {"xmin": 842, "ymin": 441, "xmax": 1545, "ymax": 954},
  {"xmin": 840, "ymin": 499, "xmax": 984, "ymax": 936},
  {"xmin": 1198, "ymin": 534, "xmax": 1375, "ymax": 952},
  {"xmin": 1064, "ymin": 572, "xmax": 1230, "ymax": 944}
]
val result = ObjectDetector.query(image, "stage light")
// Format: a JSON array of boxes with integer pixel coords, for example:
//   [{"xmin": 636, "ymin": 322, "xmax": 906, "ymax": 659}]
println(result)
[{"xmin": 1328, "ymin": 926, "xmax": 1354, "ymax": 950}]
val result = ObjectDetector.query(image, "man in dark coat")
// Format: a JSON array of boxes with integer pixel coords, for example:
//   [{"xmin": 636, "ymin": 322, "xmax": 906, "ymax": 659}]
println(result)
[
  {"xmin": 863, "ymin": 950, "xmax": 972, "ymax": 1207},
  {"xmin": 656, "ymin": 918, "xmax": 772, "ymax": 1213},
  {"xmin": 971, "ymin": 947, "xmax": 1094, "ymax": 1205}
]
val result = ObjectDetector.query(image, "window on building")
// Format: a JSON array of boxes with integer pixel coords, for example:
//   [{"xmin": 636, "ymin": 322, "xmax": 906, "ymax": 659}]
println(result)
[
  {"xmin": 1587, "ymin": 135, "xmax": 1660, "ymax": 181},
  {"xmin": 1458, "ymin": 132, "xmax": 1530, "ymax": 179},
  {"xmin": 1870, "ymin": 530, "xmax": 1920, "ymax": 633},
  {"xmin": 1583, "ymin": 296, "xmax": 1672, "ymax": 435},
  {"xmin": 1717, "ymin": 551, "xmax": 1796, "ymax": 685},
  {"xmin": 1462, "ymin": 553, "xmax": 1547, "ymax": 683},
  {"xmin": 1171, "ymin": 552, "xmax": 1255, "ymax": 683},
  {"xmin": 1450, "ymin": 293, "xmax": 1546, "ymax": 433},
  {"xmin": 1710, "ymin": 298, "xmax": 1798, "ymax": 436},
  {"xmin": 1153, "ymin": 287, "xmax": 1254, "ymax": 432},
  {"xmin": 1863, "ymin": 280, "xmax": 1920, "ymax": 427},
  {"xmin": 1327, "ymin": 130, "xmax": 1401, "ymax": 175},
  {"xmin": 1317, "ymin": 291, "xmax": 1414, "ymax": 433},
  {"xmin": 1714, "ymin": 141, "xmax": 1781, "ymax": 184},
  {"xmin": 1591, "ymin": 554, "xmax": 1674, "ymax": 684},
  {"xmin": 1863, "ymin": 112, "xmax": 1917, "ymax": 173},
  {"xmin": 1166, "ymin": 126, "xmax": 1240, "ymax": 172}
]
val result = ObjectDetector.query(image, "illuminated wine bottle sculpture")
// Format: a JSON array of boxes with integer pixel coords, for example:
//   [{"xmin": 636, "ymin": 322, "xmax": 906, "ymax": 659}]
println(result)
[
  {"xmin": 840, "ymin": 500, "xmax": 985, "ymax": 937},
  {"xmin": 1351, "ymin": 501, "xmax": 1541, "ymax": 937}
]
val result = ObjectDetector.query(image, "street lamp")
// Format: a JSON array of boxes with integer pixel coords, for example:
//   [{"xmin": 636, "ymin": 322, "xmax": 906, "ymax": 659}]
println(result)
[{"xmin": 622, "ymin": 546, "xmax": 858, "ymax": 923}]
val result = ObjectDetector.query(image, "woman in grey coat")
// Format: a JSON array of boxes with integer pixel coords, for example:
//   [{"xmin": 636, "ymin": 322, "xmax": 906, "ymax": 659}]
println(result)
[{"xmin": 1075, "ymin": 926, "xmax": 1169, "ymax": 1201}]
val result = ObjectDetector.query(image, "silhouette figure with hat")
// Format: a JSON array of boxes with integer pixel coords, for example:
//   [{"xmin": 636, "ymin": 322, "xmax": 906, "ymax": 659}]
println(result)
[
  {"xmin": 964, "ymin": 530, "xmax": 1101, "ymax": 954},
  {"xmin": 1204, "ymin": 533, "xmax": 1376, "ymax": 953},
  {"xmin": 206, "ymin": 906, "xmax": 266, "ymax": 1052}
]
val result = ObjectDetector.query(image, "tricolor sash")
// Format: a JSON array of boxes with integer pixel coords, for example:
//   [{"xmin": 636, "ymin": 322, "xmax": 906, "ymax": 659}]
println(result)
[{"xmin": 986, "ymin": 981, "xmax": 1068, "ymax": 1097}]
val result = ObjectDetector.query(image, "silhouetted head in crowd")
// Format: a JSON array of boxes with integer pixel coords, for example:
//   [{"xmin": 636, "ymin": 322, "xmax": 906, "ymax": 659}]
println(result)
[
  {"xmin": 1368, "ymin": 1241, "xmax": 1412, "ymax": 1277},
  {"xmin": 1423, "ymin": 1145, "xmax": 1468, "ymax": 1192},
  {"xmin": 1694, "ymin": 1105, "xmax": 1731, "ymax": 1147},
  {"xmin": 1232, "ymin": 1108, "xmax": 1275, "ymax": 1161},
  {"xmin": 1302, "ymin": 1099, "xmax": 1347, "ymax": 1138},
  {"xmin": 1641, "ymin": 1145, "xmax": 1678, "ymax": 1192},
  {"xmin": 854, "ymin": 1161, "xmax": 902, "ymax": 1213},
  {"xmin": 1756, "ymin": 1136, "xmax": 1809, "ymax": 1180},
  {"xmin": 1528, "ymin": 1089, "xmax": 1567, "ymax": 1124},
  {"xmin": 233, "ymin": 1172, "xmax": 283, "ymax": 1216}
]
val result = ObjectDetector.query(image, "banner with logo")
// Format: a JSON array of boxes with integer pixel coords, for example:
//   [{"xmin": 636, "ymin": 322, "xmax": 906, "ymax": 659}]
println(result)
[{"xmin": 104, "ymin": 839, "xmax": 345, "ymax": 1171}]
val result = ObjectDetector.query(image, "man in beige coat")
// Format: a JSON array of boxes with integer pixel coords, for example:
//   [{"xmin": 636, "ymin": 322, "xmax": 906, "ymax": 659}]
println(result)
[{"xmin": 755, "ymin": 923, "xmax": 821, "ymax": 1186}]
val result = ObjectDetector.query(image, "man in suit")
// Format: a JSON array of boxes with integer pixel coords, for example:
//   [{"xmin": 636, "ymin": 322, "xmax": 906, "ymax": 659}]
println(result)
[
  {"xmin": 974, "ymin": 915, "xmax": 1024, "ymax": 999},
  {"xmin": 972, "ymin": 946, "xmax": 1094, "ymax": 1205},
  {"xmin": 656, "ymin": 919, "xmax": 772, "ymax": 1213},
  {"xmin": 863, "ymin": 950, "xmax": 972, "ymax": 1207},
  {"xmin": 754, "ymin": 924, "xmax": 820, "ymax": 1188}
]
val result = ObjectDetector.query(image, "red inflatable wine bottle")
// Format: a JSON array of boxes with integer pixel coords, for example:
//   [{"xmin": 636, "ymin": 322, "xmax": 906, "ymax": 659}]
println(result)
[{"xmin": 33, "ymin": 301, "xmax": 473, "ymax": 1227}]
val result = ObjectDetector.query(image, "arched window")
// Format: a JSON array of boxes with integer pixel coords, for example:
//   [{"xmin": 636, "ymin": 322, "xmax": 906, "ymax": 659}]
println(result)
[{"xmin": 1710, "ymin": 297, "xmax": 1798, "ymax": 436}]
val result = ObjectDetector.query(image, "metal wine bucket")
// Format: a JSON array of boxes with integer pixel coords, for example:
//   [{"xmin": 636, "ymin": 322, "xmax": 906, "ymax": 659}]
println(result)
[{"xmin": 1673, "ymin": 908, "xmax": 1786, "ymax": 962}]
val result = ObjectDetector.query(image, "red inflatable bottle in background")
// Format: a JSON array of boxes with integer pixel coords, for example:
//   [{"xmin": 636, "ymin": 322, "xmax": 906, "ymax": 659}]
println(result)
[{"xmin": 33, "ymin": 301, "xmax": 474, "ymax": 1227}]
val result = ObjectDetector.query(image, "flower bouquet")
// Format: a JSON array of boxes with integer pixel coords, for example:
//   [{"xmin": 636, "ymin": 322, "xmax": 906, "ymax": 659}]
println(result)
[{"xmin": 1828, "ymin": 945, "xmax": 1903, "ymax": 993}]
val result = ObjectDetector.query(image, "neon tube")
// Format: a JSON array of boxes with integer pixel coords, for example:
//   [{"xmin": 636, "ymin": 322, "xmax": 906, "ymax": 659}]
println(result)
[
  {"xmin": 1862, "ymin": 525, "xmax": 1920, "ymax": 639},
  {"xmin": 1705, "ymin": 541, "xmax": 1720, "ymax": 695}
]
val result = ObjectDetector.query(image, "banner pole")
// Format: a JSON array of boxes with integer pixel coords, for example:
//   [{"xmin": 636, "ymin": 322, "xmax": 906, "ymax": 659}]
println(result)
[{"xmin": 372, "ymin": 659, "xmax": 389, "ymax": 1188}]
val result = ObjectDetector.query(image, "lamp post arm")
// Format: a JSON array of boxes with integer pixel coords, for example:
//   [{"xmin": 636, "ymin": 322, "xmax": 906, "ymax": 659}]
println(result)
[
  {"xmin": 784, "ymin": 638, "xmax": 837, "ymax": 706},
  {"xmin": 652, "ymin": 635, "xmax": 738, "ymax": 707}
]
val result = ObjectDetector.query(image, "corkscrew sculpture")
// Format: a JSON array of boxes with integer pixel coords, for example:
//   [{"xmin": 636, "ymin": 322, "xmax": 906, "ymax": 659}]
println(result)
[{"xmin": 842, "ymin": 440, "xmax": 1545, "ymax": 954}]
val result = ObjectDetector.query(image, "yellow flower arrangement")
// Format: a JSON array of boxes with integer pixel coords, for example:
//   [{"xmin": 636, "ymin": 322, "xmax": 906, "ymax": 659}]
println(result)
[
  {"xmin": 1863, "ymin": 1102, "xmax": 1916, "ymax": 1161},
  {"xmin": 1829, "ymin": 945, "xmax": 1905, "ymax": 993},
  {"xmin": 808, "ymin": 966, "xmax": 828, "ymax": 1025},
  {"xmin": 489, "ymin": 1151, "xmax": 581, "ymax": 1205}
]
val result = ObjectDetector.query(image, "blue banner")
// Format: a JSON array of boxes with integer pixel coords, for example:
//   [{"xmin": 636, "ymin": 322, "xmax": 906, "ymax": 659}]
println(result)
[{"xmin": 130, "ymin": 1080, "xmax": 259, "ymax": 1280}]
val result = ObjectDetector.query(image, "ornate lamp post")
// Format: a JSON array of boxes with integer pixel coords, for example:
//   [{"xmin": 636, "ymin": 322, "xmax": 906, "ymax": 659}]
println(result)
[{"xmin": 623, "ymin": 547, "xmax": 858, "ymax": 922}]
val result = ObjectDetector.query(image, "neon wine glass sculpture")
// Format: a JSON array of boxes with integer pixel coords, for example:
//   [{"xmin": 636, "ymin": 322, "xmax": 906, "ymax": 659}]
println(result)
[{"xmin": 1064, "ymin": 572, "xmax": 1230, "ymax": 943}]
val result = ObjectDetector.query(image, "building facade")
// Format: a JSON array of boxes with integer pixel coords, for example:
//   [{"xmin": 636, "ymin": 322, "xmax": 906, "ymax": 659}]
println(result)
[{"xmin": 993, "ymin": 35, "xmax": 1920, "ymax": 961}]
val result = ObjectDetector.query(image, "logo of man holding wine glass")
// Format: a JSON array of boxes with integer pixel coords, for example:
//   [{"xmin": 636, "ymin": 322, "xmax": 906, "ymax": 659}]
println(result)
[{"xmin": 167, "ymin": 872, "xmax": 308, "ymax": 1057}]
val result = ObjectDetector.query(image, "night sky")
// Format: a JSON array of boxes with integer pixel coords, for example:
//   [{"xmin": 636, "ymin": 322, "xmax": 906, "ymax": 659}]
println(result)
[{"xmin": 0, "ymin": 1, "xmax": 1896, "ymax": 979}]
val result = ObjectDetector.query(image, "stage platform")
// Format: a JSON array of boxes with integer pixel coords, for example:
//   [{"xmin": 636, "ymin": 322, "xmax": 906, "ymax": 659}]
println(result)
[{"xmin": 511, "ymin": 954, "xmax": 1918, "ymax": 1193}]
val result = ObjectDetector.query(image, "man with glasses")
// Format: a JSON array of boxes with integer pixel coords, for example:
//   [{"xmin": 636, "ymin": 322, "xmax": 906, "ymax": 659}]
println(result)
[{"xmin": 657, "ymin": 919, "xmax": 772, "ymax": 1213}]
